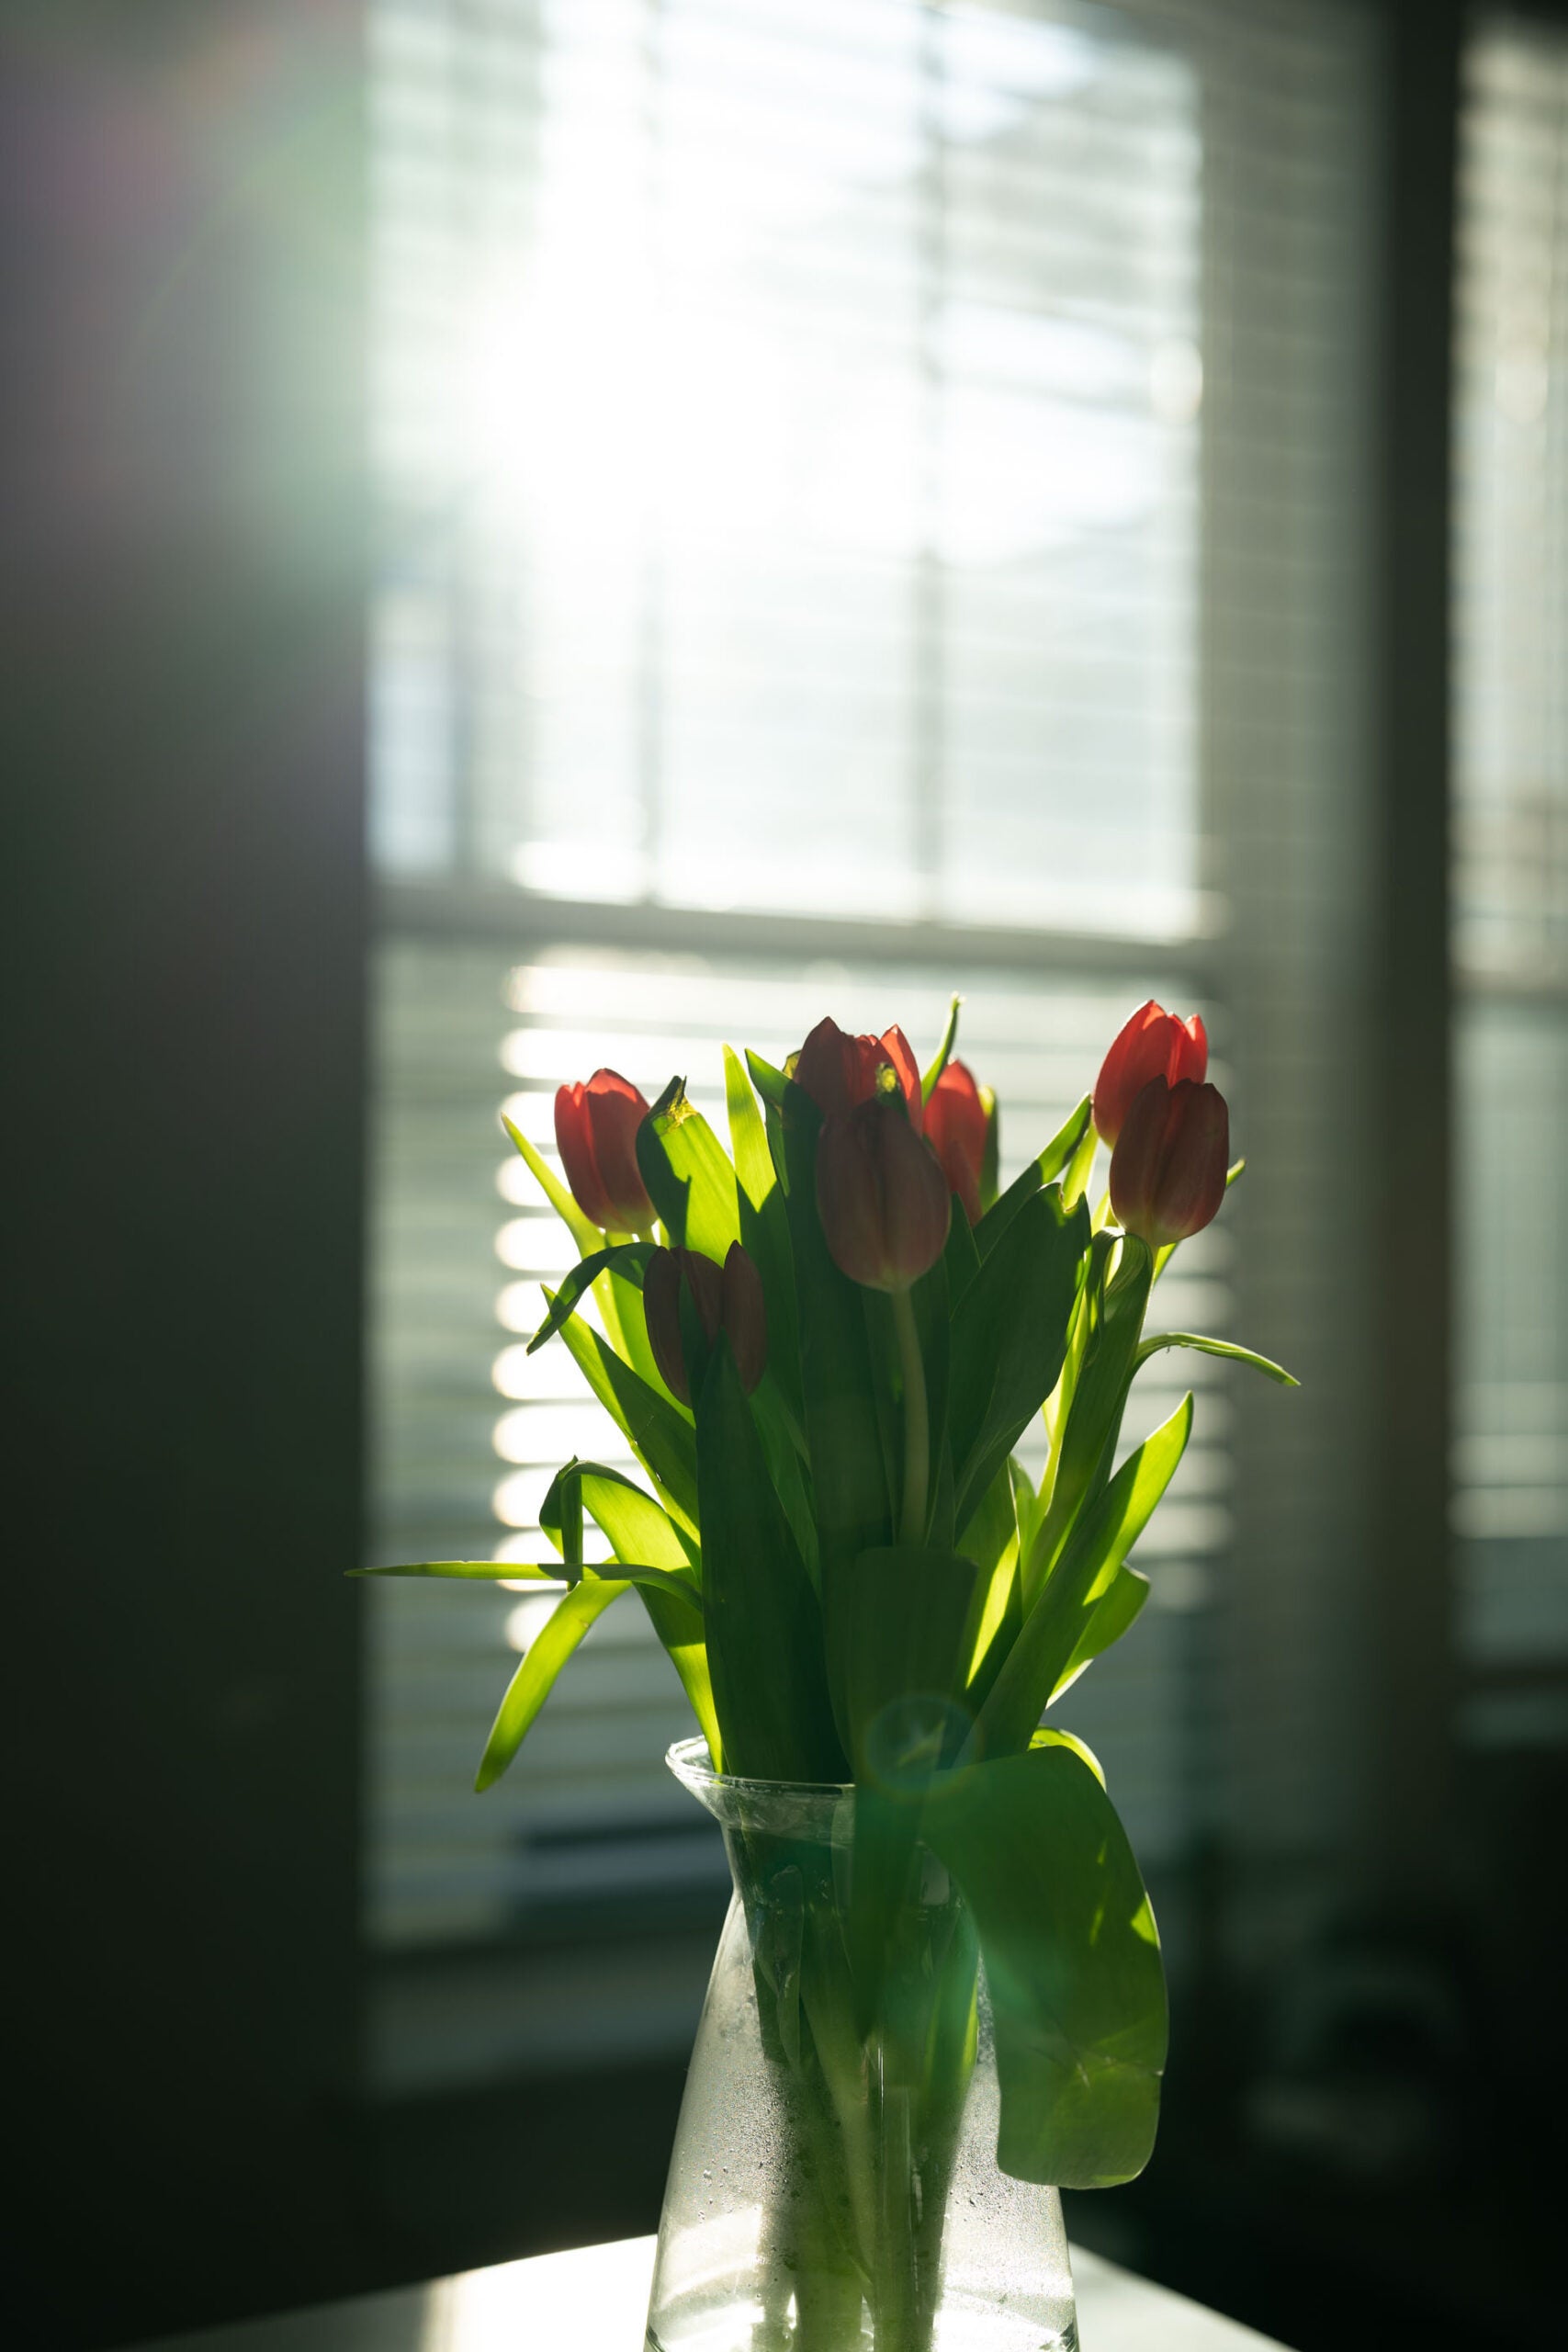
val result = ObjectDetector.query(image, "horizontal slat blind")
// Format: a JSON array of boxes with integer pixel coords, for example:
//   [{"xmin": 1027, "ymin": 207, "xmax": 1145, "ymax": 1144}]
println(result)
[
  {"xmin": 370, "ymin": 0, "xmax": 1204, "ymax": 932},
  {"xmin": 1452, "ymin": 18, "xmax": 1568, "ymax": 1713},
  {"xmin": 367, "ymin": 0, "xmax": 1382, "ymax": 2076}
]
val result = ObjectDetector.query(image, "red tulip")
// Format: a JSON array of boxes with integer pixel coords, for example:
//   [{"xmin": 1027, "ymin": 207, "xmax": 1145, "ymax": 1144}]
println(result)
[
  {"xmin": 1092, "ymin": 1001, "xmax": 1208, "ymax": 1146},
  {"xmin": 1110, "ymin": 1077, "xmax": 1229, "ymax": 1250},
  {"xmin": 554, "ymin": 1069, "xmax": 656, "ymax": 1232},
  {"xmin": 815, "ymin": 1097, "xmax": 951, "ymax": 1291},
  {"xmin": 924, "ymin": 1058, "xmax": 989, "ymax": 1227},
  {"xmin": 792, "ymin": 1016, "xmax": 923, "ymax": 1131},
  {"xmin": 643, "ymin": 1242, "xmax": 767, "ymax": 1404}
]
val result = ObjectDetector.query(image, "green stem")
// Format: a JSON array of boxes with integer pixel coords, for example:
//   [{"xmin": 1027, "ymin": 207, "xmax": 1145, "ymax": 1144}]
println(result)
[{"xmin": 891, "ymin": 1285, "xmax": 929, "ymax": 1547}]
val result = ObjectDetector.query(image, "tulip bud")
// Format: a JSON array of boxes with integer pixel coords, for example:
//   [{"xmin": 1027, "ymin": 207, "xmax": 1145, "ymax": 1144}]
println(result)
[
  {"xmin": 924, "ymin": 1057, "xmax": 990, "ymax": 1227},
  {"xmin": 815, "ymin": 1097, "xmax": 951, "ymax": 1291},
  {"xmin": 1109, "ymin": 1077, "xmax": 1229, "ymax": 1250},
  {"xmin": 644, "ymin": 1241, "xmax": 767, "ymax": 1405},
  {"xmin": 554, "ymin": 1069, "xmax": 656, "ymax": 1232},
  {"xmin": 792, "ymin": 1016, "xmax": 923, "ymax": 1131},
  {"xmin": 1092, "ymin": 1001, "xmax": 1208, "ymax": 1147}
]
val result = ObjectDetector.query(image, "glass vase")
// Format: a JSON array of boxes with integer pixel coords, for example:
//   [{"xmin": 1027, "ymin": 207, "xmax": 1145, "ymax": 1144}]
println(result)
[{"xmin": 645, "ymin": 1739, "xmax": 1079, "ymax": 2352}]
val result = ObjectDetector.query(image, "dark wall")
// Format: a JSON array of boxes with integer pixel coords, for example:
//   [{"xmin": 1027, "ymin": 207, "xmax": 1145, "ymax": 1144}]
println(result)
[{"xmin": 5, "ymin": 8, "xmax": 369, "ymax": 2342}]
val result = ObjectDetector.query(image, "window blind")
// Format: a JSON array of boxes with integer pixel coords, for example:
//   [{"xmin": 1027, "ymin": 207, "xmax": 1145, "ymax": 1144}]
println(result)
[
  {"xmin": 367, "ymin": 0, "xmax": 1379, "ymax": 2083},
  {"xmin": 1452, "ymin": 17, "xmax": 1568, "ymax": 1730}
]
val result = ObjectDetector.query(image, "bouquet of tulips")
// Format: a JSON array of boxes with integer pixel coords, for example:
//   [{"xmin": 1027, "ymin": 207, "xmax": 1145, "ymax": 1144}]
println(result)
[{"xmin": 367, "ymin": 999, "xmax": 1292, "ymax": 2259}]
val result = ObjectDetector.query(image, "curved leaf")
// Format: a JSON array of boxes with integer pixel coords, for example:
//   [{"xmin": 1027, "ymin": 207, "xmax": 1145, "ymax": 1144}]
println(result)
[
  {"xmin": 475, "ymin": 1577, "xmax": 627, "ymax": 1790},
  {"xmin": 1049, "ymin": 1566, "xmax": 1150, "ymax": 1701},
  {"xmin": 695, "ymin": 1336, "xmax": 845, "ymax": 1783},
  {"xmin": 1026, "ymin": 1235, "xmax": 1152, "ymax": 1600},
  {"xmin": 922, "ymin": 1742, "xmax": 1166, "ymax": 2188},
  {"xmin": 974, "ymin": 1097, "xmax": 1091, "ymax": 1261},
  {"xmin": 542, "ymin": 1458, "xmax": 698, "ymax": 1581},
  {"xmin": 351, "ymin": 1560, "xmax": 560, "ymax": 1580},
  {"xmin": 550, "ymin": 1295, "xmax": 700, "ymax": 1535},
  {"xmin": 920, "ymin": 995, "xmax": 963, "ymax": 1102},
  {"xmin": 725, "ymin": 1044, "xmax": 801, "ymax": 1423},
  {"xmin": 1136, "ymin": 1331, "xmax": 1297, "ymax": 1386},
  {"xmin": 949, "ymin": 1184, "xmax": 1089, "ymax": 1530},
  {"xmin": 956, "ymin": 1463, "xmax": 1022, "ymax": 1712},
  {"xmin": 1030, "ymin": 1724, "xmax": 1107, "ymax": 1786},
  {"xmin": 744, "ymin": 1047, "xmax": 790, "ymax": 1109},
  {"xmin": 1060, "ymin": 1109, "xmax": 1099, "ymax": 1209},
  {"xmin": 502, "ymin": 1114, "xmax": 601, "ymax": 1256},
  {"xmin": 636, "ymin": 1078, "xmax": 741, "ymax": 1260},
  {"xmin": 974, "ymin": 1393, "xmax": 1192, "ymax": 1758},
  {"xmin": 526, "ymin": 1243, "xmax": 655, "ymax": 1355}
]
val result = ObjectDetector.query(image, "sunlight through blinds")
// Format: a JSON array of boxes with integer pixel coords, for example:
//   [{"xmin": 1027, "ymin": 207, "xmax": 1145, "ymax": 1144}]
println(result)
[
  {"xmin": 367, "ymin": 0, "xmax": 1378, "ymax": 2074},
  {"xmin": 1452, "ymin": 17, "xmax": 1568, "ymax": 1722}
]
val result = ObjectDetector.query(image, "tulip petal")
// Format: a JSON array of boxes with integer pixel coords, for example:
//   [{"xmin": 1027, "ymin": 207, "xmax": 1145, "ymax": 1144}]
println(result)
[
  {"xmin": 721, "ymin": 1239, "xmax": 768, "ymax": 1395},
  {"xmin": 1092, "ymin": 1001, "xmax": 1210, "ymax": 1146},
  {"xmin": 880, "ymin": 1025, "xmax": 924, "ymax": 1131},
  {"xmin": 1110, "ymin": 1077, "xmax": 1228, "ymax": 1250},
  {"xmin": 555, "ymin": 1080, "xmax": 615, "ymax": 1228},
  {"xmin": 636, "ymin": 1077, "xmax": 742, "ymax": 1257},
  {"xmin": 926, "ymin": 1058, "xmax": 988, "ymax": 1225}
]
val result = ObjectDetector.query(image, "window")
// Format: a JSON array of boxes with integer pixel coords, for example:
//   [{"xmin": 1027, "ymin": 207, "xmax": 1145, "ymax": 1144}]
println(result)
[
  {"xmin": 367, "ymin": 0, "xmax": 1378, "ymax": 2088},
  {"xmin": 1452, "ymin": 17, "xmax": 1568, "ymax": 1741}
]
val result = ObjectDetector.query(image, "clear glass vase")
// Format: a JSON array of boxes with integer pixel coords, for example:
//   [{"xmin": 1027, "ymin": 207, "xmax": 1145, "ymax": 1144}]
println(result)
[{"xmin": 645, "ymin": 1739, "xmax": 1079, "ymax": 2352}]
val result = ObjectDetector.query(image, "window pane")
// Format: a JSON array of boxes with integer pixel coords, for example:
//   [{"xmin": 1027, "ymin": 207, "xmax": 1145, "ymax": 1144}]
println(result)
[
  {"xmin": 1452, "ymin": 22, "xmax": 1568, "ymax": 1703},
  {"xmin": 369, "ymin": 0, "xmax": 1202, "ymax": 931}
]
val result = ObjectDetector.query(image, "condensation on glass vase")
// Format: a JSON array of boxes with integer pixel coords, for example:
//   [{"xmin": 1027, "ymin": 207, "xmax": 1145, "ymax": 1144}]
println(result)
[{"xmin": 646, "ymin": 1739, "xmax": 1078, "ymax": 2352}]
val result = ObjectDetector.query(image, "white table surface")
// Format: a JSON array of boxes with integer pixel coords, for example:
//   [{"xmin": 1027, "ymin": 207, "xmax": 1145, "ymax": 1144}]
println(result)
[{"xmin": 139, "ymin": 2232, "xmax": 1290, "ymax": 2350}]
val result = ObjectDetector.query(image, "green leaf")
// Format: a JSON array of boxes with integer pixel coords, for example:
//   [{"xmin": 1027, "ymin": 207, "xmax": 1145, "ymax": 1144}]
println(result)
[
  {"xmin": 779, "ymin": 1082, "xmax": 892, "ymax": 1599},
  {"xmin": 1135, "ymin": 1331, "xmax": 1297, "ymax": 1386},
  {"xmin": 1060, "ymin": 1108, "xmax": 1099, "ymax": 1209},
  {"xmin": 750, "ymin": 1372, "xmax": 820, "ymax": 1588},
  {"xmin": 502, "ymin": 1114, "xmax": 601, "ymax": 1257},
  {"xmin": 824, "ymin": 1544, "xmax": 983, "ymax": 1781},
  {"xmin": 922, "ymin": 1743, "xmax": 1167, "ymax": 2188},
  {"xmin": 744, "ymin": 1047, "xmax": 790, "ymax": 1110},
  {"xmin": 1037, "ymin": 1096, "xmax": 1094, "ymax": 1190},
  {"xmin": 974, "ymin": 1159, "xmax": 1041, "ymax": 1261},
  {"xmin": 536, "ymin": 1457, "xmax": 715, "ymax": 1749},
  {"xmin": 942, "ymin": 1193, "xmax": 982, "ymax": 1309},
  {"xmin": 1026, "ymin": 1235, "xmax": 1152, "ymax": 1600},
  {"xmin": 694, "ymin": 1336, "xmax": 846, "ymax": 1783},
  {"xmin": 637, "ymin": 1078, "xmax": 742, "ymax": 1260},
  {"xmin": 744, "ymin": 1048, "xmax": 794, "ymax": 1199},
  {"xmin": 350, "ymin": 1560, "xmax": 562, "ymax": 1579},
  {"xmin": 541, "ymin": 1459, "xmax": 698, "ymax": 1583},
  {"xmin": 1051, "ymin": 1566, "xmax": 1150, "ymax": 1700},
  {"xmin": 1030, "ymin": 1724, "xmax": 1107, "ymax": 1786},
  {"xmin": 974, "ymin": 1393, "xmax": 1192, "ymax": 1758},
  {"xmin": 725, "ymin": 1045, "xmax": 802, "ymax": 1424},
  {"xmin": 973, "ymin": 1097, "xmax": 1090, "ymax": 1261},
  {"xmin": 957, "ymin": 1464, "xmax": 1023, "ymax": 1713},
  {"xmin": 860, "ymin": 1261, "xmax": 959, "ymax": 1552},
  {"xmin": 949, "ymin": 1184, "xmax": 1090, "ymax": 1530},
  {"xmin": 550, "ymin": 1295, "xmax": 700, "ymax": 1536},
  {"xmin": 825, "ymin": 1539, "xmax": 982, "ymax": 2034},
  {"xmin": 599, "ymin": 1262, "xmax": 672, "ymax": 1400},
  {"xmin": 525, "ymin": 1243, "xmax": 655, "ymax": 1354},
  {"xmin": 475, "ymin": 1577, "xmax": 628, "ymax": 1790},
  {"xmin": 640, "ymin": 1578, "xmax": 725, "ymax": 1772},
  {"xmin": 920, "ymin": 995, "xmax": 963, "ymax": 1102},
  {"xmin": 979, "ymin": 1085, "xmax": 1000, "ymax": 1213}
]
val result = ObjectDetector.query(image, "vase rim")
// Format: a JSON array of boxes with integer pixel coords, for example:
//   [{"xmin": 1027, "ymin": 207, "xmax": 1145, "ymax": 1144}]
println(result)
[{"xmin": 666, "ymin": 1734, "xmax": 855, "ymax": 1800}]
